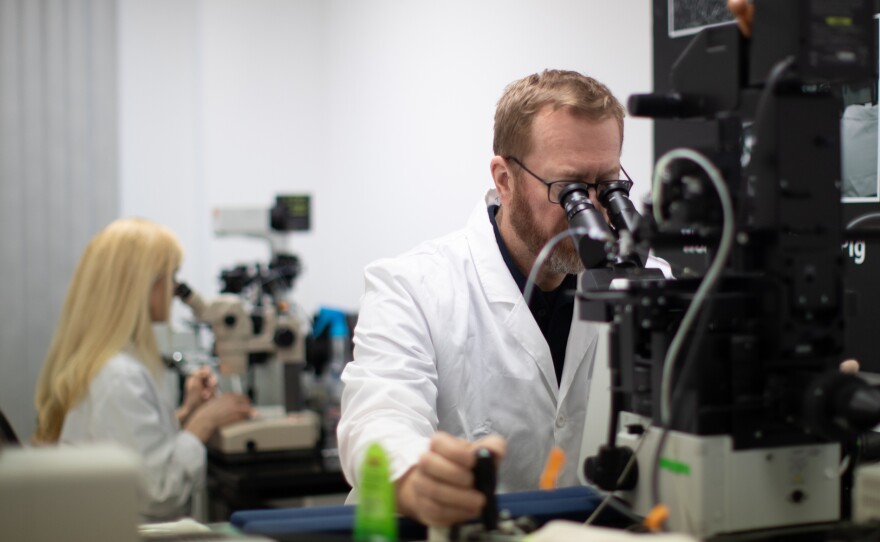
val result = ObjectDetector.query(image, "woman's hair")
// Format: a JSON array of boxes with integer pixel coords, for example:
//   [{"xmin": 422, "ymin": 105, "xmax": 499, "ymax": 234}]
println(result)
[
  {"xmin": 493, "ymin": 69, "xmax": 626, "ymax": 160},
  {"xmin": 34, "ymin": 218, "xmax": 183, "ymax": 443}
]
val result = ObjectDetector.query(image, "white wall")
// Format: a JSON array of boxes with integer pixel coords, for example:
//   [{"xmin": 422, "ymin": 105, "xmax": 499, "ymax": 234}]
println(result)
[{"xmin": 119, "ymin": 0, "xmax": 653, "ymax": 319}]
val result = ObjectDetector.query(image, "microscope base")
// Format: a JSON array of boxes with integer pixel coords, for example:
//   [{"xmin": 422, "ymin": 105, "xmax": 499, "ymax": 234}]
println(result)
[
  {"xmin": 208, "ymin": 409, "xmax": 320, "ymax": 456},
  {"xmin": 617, "ymin": 413, "xmax": 841, "ymax": 539}
]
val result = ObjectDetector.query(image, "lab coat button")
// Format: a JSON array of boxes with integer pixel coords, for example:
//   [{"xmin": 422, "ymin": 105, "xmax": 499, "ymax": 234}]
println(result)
[{"xmin": 556, "ymin": 415, "xmax": 565, "ymax": 428}]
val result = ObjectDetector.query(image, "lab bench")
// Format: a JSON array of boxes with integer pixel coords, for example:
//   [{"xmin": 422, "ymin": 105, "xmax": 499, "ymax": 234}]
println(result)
[{"xmin": 206, "ymin": 448, "xmax": 351, "ymax": 522}]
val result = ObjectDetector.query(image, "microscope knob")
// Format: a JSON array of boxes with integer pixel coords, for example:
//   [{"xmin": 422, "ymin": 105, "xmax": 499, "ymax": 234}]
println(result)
[{"xmin": 274, "ymin": 327, "xmax": 296, "ymax": 347}]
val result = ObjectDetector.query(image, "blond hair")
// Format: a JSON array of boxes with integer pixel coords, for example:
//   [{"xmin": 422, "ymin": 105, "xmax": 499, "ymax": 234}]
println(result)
[
  {"xmin": 493, "ymin": 69, "xmax": 625, "ymax": 160},
  {"xmin": 34, "ymin": 218, "xmax": 183, "ymax": 443}
]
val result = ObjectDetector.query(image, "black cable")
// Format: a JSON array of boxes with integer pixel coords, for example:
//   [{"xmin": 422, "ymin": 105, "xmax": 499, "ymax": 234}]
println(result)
[
  {"xmin": 649, "ymin": 293, "xmax": 718, "ymax": 519},
  {"xmin": 751, "ymin": 55, "xmax": 795, "ymax": 148}
]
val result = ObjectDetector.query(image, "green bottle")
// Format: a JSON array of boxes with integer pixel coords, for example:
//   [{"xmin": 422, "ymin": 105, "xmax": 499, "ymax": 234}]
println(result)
[{"xmin": 354, "ymin": 443, "xmax": 397, "ymax": 542}]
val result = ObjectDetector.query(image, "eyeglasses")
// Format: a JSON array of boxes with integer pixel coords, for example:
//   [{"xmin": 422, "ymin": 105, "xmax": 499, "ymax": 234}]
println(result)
[{"xmin": 505, "ymin": 156, "xmax": 633, "ymax": 204}]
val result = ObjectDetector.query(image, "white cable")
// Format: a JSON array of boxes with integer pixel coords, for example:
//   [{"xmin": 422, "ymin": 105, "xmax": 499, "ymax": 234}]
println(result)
[
  {"xmin": 584, "ymin": 422, "xmax": 653, "ymax": 526},
  {"xmin": 846, "ymin": 211, "xmax": 880, "ymax": 231},
  {"xmin": 652, "ymin": 148, "xmax": 736, "ymax": 426},
  {"xmin": 829, "ymin": 454, "xmax": 851, "ymax": 478},
  {"xmin": 523, "ymin": 226, "xmax": 593, "ymax": 306}
]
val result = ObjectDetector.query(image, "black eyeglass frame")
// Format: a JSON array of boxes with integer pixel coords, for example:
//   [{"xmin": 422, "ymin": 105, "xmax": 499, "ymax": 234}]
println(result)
[{"xmin": 505, "ymin": 155, "xmax": 634, "ymax": 204}]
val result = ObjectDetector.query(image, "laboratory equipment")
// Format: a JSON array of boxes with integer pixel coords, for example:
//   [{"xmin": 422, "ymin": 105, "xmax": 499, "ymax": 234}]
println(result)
[
  {"xmin": 176, "ymin": 195, "xmax": 319, "ymax": 458},
  {"xmin": 576, "ymin": 1, "xmax": 880, "ymax": 538},
  {"xmin": 310, "ymin": 307, "xmax": 351, "ymax": 452},
  {"xmin": 0, "ymin": 444, "xmax": 141, "ymax": 542}
]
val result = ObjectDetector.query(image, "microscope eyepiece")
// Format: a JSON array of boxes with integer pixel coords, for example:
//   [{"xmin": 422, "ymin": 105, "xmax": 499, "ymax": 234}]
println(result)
[
  {"xmin": 598, "ymin": 181, "xmax": 641, "ymax": 235},
  {"xmin": 558, "ymin": 183, "xmax": 615, "ymax": 269},
  {"xmin": 174, "ymin": 281, "xmax": 192, "ymax": 300}
]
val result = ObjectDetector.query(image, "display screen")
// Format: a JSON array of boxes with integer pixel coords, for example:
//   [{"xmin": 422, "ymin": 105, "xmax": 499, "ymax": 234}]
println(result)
[{"xmin": 668, "ymin": 0, "xmax": 735, "ymax": 37}]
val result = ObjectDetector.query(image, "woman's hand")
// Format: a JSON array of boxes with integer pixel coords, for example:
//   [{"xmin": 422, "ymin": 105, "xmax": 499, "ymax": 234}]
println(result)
[
  {"xmin": 177, "ymin": 366, "xmax": 218, "ymax": 424},
  {"xmin": 184, "ymin": 393, "xmax": 253, "ymax": 443}
]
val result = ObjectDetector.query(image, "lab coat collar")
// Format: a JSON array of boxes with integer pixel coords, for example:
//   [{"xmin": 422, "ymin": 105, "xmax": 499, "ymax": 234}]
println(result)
[
  {"xmin": 467, "ymin": 191, "xmax": 523, "ymax": 305},
  {"xmin": 466, "ymin": 190, "xmax": 599, "ymax": 404},
  {"xmin": 464, "ymin": 191, "xmax": 557, "ymax": 399},
  {"xmin": 467, "ymin": 191, "xmax": 556, "ymax": 396}
]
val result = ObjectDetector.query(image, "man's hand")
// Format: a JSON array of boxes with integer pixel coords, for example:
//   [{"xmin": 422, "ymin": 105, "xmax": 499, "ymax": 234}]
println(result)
[
  {"xmin": 728, "ymin": 0, "xmax": 755, "ymax": 37},
  {"xmin": 396, "ymin": 432, "xmax": 507, "ymax": 527},
  {"xmin": 840, "ymin": 358, "xmax": 860, "ymax": 374}
]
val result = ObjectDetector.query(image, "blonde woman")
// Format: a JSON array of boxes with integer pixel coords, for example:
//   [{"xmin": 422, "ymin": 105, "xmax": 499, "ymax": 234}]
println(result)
[{"xmin": 34, "ymin": 218, "xmax": 252, "ymax": 522}]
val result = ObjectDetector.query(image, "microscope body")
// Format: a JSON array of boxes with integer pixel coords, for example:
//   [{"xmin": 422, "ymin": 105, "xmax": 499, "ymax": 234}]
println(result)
[
  {"xmin": 576, "ymin": 1, "xmax": 880, "ymax": 538},
  {"xmin": 177, "ymin": 196, "xmax": 321, "ymax": 459},
  {"xmin": 194, "ymin": 294, "xmax": 253, "ymax": 378},
  {"xmin": 180, "ymin": 286, "xmax": 319, "ymax": 457}
]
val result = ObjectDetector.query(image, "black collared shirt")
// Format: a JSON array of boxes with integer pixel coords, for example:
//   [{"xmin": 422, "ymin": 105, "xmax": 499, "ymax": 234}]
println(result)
[{"xmin": 489, "ymin": 205, "xmax": 576, "ymax": 386}]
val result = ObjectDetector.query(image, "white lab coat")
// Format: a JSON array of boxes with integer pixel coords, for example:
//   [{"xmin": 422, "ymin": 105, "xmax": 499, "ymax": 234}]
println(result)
[
  {"xmin": 339, "ymin": 189, "xmax": 670, "ymax": 501},
  {"xmin": 60, "ymin": 350, "xmax": 205, "ymax": 522}
]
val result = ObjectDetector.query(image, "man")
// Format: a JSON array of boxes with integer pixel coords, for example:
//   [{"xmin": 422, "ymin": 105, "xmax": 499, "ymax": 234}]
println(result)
[{"xmin": 338, "ymin": 69, "xmax": 670, "ymax": 526}]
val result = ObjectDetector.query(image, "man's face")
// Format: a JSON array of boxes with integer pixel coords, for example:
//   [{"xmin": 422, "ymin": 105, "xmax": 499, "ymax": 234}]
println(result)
[{"xmin": 505, "ymin": 107, "xmax": 622, "ymax": 275}]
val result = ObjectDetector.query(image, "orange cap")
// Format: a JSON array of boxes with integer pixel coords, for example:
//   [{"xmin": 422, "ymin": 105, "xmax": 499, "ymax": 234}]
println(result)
[
  {"xmin": 644, "ymin": 504, "xmax": 669, "ymax": 532},
  {"xmin": 539, "ymin": 447, "xmax": 566, "ymax": 490}
]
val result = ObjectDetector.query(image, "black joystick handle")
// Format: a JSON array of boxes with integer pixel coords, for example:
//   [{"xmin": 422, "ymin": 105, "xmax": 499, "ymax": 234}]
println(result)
[{"xmin": 473, "ymin": 448, "xmax": 498, "ymax": 531}]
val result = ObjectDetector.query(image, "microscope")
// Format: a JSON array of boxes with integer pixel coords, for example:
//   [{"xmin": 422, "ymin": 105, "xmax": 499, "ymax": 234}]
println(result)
[
  {"xmin": 177, "ymin": 195, "xmax": 320, "ymax": 459},
  {"xmin": 572, "ymin": 1, "xmax": 880, "ymax": 538}
]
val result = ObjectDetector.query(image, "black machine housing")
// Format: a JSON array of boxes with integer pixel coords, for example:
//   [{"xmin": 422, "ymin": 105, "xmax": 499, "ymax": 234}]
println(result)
[{"xmin": 580, "ymin": 0, "xmax": 880, "ymax": 497}]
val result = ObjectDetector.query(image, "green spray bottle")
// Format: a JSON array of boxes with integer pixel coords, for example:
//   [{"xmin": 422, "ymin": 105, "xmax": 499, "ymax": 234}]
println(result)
[{"xmin": 354, "ymin": 443, "xmax": 397, "ymax": 542}]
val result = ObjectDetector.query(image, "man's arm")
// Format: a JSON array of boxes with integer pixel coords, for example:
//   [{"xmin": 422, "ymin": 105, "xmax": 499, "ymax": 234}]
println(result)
[
  {"xmin": 337, "ymin": 257, "xmax": 443, "ymax": 496},
  {"xmin": 338, "ymin": 256, "xmax": 510, "ymax": 527}
]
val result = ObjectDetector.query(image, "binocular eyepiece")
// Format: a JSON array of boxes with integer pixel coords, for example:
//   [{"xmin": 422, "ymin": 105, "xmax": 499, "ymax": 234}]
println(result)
[{"xmin": 558, "ymin": 180, "xmax": 643, "ymax": 269}]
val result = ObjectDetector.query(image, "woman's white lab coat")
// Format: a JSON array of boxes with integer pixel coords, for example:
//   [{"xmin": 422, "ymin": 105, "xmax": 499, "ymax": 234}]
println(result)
[
  {"xmin": 60, "ymin": 350, "xmax": 205, "ymax": 521},
  {"xmin": 339, "ymin": 189, "xmax": 670, "ymax": 499}
]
